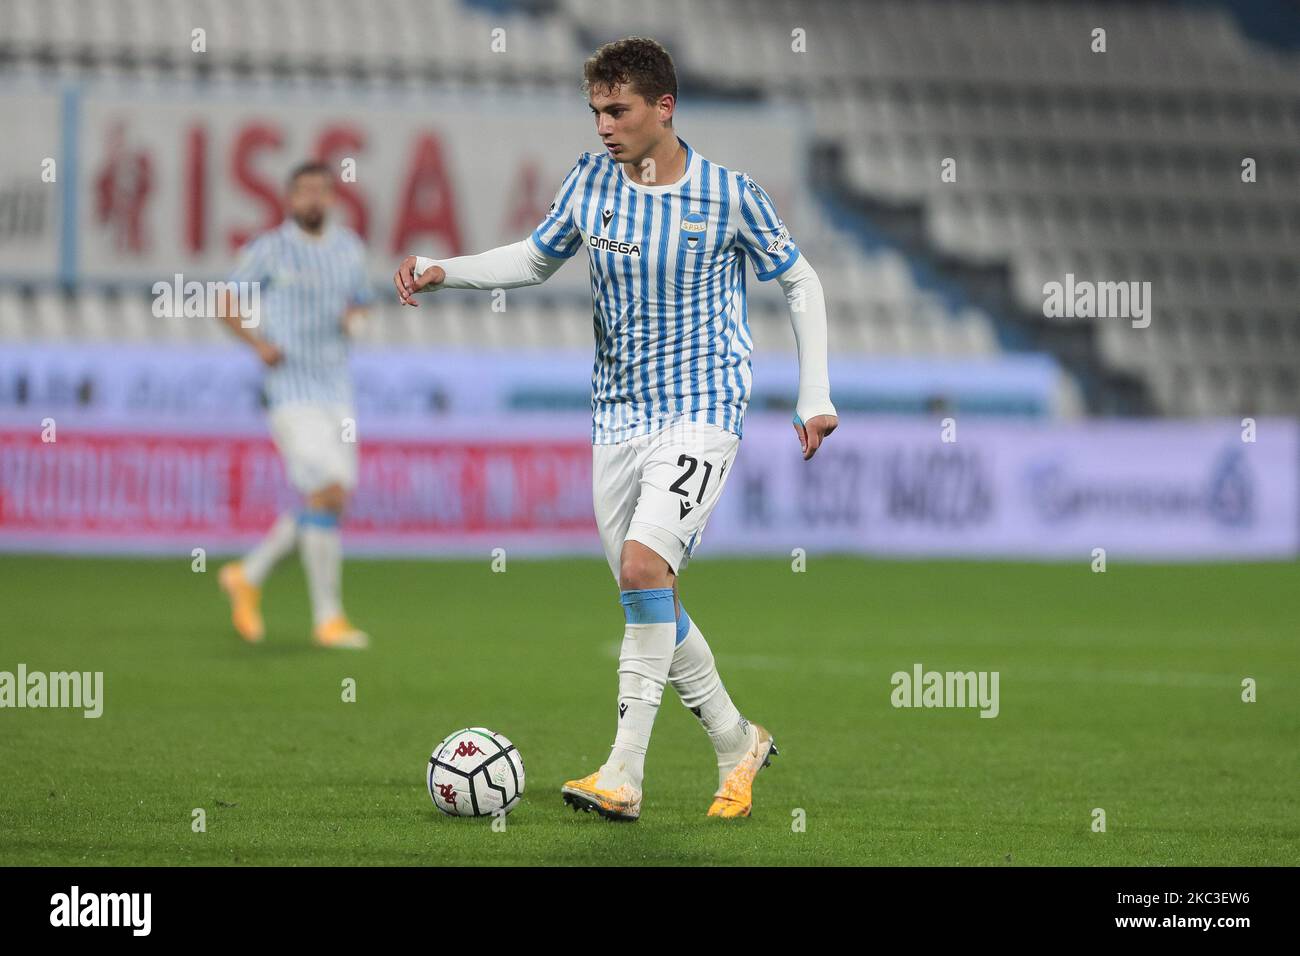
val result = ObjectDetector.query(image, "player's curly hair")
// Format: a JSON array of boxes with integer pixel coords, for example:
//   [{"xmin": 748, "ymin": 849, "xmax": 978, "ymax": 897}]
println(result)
[{"xmin": 582, "ymin": 36, "xmax": 678, "ymax": 106}]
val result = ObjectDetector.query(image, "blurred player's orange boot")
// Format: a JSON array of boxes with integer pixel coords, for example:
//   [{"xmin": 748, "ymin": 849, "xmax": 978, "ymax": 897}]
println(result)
[
  {"xmin": 707, "ymin": 722, "xmax": 777, "ymax": 818},
  {"xmin": 218, "ymin": 562, "xmax": 264, "ymax": 643},
  {"xmin": 313, "ymin": 615, "xmax": 369, "ymax": 650},
  {"xmin": 561, "ymin": 769, "xmax": 642, "ymax": 822}
]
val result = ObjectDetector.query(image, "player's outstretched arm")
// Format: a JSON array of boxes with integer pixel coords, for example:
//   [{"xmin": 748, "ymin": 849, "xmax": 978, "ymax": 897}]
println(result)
[
  {"xmin": 776, "ymin": 255, "xmax": 838, "ymax": 460},
  {"xmin": 393, "ymin": 239, "xmax": 565, "ymax": 306},
  {"xmin": 216, "ymin": 289, "xmax": 282, "ymax": 367}
]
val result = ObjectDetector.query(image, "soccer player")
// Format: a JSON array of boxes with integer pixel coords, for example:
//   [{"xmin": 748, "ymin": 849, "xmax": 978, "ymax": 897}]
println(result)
[
  {"xmin": 393, "ymin": 37, "xmax": 837, "ymax": 819},
  {"xmin": 216, "ymin": 161, "xmax": 374, "ymax": 650}
]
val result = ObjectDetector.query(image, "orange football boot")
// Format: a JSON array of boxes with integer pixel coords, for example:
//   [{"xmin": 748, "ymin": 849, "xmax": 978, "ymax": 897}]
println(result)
[
  {"xmin": 218, "ymin": 562, "xmax": 264, "ymax": 643},
  {"xmin": 561, "ymin": 768, "xmax": 642, "ymax": 822},
  {"xmin": 707, "ymin": 722, "xmax": 777, "ymax": 818},
  {"xmin": 313, "ymin": 615, "xmax": 370, "ymax": 649}
]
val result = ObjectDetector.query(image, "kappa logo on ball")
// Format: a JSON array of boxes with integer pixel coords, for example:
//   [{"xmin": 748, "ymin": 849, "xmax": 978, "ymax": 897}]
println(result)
[{"xmin": 428, "ymin": 727, "xmax": 526, "ymax": 818}]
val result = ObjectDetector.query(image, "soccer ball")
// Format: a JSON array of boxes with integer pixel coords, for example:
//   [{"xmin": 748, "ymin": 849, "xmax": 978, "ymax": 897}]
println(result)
[{"xmin": 427, "ymin": 727, "xmax": 525, "ymax": 817}]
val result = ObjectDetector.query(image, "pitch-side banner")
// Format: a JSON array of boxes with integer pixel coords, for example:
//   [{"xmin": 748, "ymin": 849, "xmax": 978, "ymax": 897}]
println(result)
[
  {"xmin": 705, "ymin": 417, "xmax": 1299, "ymax": 561},
  {"xmin": 0, "ymin": 343, "xmax": 1066, "ymax": 432},
  {"xmin": 1, "ymin": 81, "xmax": 803, "ymax": 286},
  {"xmin": 0, "ymin": 417, "xmax": 1294, "ymax": 559}
]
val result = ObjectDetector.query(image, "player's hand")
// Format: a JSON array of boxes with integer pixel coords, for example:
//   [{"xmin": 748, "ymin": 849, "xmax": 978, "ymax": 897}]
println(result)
[
  {"xmin": 394, "ymin": 255, "xmax": 445, "ymax": 307},
  {"xmin": 255, "ymin": 340, "xmax": 284, "ymax": 367},
  {"xmin": 794, "ymin": 414, "xmax": 837, "ymax": 461}
]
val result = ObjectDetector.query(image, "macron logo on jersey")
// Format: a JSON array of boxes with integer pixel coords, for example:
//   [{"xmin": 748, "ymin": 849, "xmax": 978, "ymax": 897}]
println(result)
[{"xmin": 592, "ymin": 206, "xmax": 637, "ymax": 256}]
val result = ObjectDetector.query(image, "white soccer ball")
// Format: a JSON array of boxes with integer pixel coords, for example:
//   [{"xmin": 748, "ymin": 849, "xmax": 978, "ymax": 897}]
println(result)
[{"xmin": 427, "ymin": 727, "xmax": 525, "ymax": 817}]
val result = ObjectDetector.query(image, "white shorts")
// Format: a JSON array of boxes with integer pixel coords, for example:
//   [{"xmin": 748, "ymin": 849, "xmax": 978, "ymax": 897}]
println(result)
[
  {"xmin": 268, "ymin": 402, "xmax": 358, "ymax": 495},
  {"xmin": 592, "ymin": 420, "xmax": 740, "ymax": 582}
]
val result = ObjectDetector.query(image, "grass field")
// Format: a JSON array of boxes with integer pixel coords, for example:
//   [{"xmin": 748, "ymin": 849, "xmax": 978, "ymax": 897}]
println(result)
[{"xmin": 1, "ymin": 555, "xmax": 1297, "ymax": 866}]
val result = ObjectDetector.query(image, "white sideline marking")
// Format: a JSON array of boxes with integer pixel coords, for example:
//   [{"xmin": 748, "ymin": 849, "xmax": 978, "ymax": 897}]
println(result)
[{"xmin": 603, "ymin": 642, "xmax": 1252, "ymax": 689}]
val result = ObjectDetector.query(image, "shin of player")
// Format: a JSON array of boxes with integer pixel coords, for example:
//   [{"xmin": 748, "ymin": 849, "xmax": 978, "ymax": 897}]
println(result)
[
  {"xmin": 668, "ymin": 597, "xmax": 757, "ymax": 796},
  {"xmin": 604, "ymin": 544, "xmax": 679, "ymax": 793}
]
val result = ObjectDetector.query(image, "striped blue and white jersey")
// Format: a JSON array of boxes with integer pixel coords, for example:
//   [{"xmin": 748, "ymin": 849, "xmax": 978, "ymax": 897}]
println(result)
[
  {"xmin": 228, "ymin": 220, "xmax": 374, "ymax": 409},
  {"xmin": 530, "ymin": 137, "xmax": 800, "ymax": 445}
]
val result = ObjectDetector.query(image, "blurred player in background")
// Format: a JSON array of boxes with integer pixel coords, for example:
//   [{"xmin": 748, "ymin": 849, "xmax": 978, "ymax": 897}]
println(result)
[
  {"xmin": 394, "ymin": 38, "xmax": 837, "ymax": 819},
  {"xmin": 217, "ymin": 161, "xmax": 374, "ymax": 650}
]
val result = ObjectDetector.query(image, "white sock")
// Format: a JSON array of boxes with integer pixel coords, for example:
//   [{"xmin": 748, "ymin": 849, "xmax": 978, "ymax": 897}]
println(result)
[
  {"xmin": 599, "ymin": 588, "xmax": 676, "ymax": 792},
  {"xmin": 242, "ymin": 512, "xmax": 298, "ymax": 586},
  {"xmin": 669, "ymin": 611, "xmax": 753, "ymax": 787},
  {"xmin": 298, "ymin": 511, "xmax": 343, "ymax": 627}
]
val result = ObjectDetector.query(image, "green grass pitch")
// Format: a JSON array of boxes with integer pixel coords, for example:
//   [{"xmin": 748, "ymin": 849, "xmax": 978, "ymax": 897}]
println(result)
[{"xmin": 1, "ymin": 555, "xmax": 1296, "ymax": 866}]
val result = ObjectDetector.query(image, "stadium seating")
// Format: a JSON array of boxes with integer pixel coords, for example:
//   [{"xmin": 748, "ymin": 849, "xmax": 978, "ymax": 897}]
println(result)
[{"xmin": 1, "ymin": 0, "xmax": 1295, "ymax": 415}]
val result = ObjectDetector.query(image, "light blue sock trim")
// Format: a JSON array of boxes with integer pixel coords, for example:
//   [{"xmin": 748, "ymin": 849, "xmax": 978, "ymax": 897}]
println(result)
[
  {"xmin": 620, "ymin": 588, "xmax": 676, "ymax": 625},
  {"xmin": 675, "ymin": 602, "xmax": 691, "ymax": 646},
  {"xmin": 298, "ymin": 509, "xmax": 340, "ymax": 529}
]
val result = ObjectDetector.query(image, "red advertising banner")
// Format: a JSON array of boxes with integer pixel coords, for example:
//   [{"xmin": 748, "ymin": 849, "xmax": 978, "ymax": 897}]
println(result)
[{"xmin": 0, "ymin": 429, "xmax": 597, "ymax": 554}]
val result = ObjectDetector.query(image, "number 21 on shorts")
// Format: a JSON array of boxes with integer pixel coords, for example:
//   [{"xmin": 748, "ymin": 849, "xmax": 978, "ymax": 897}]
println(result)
[{"xmin": 669, "ymin": 454, "xmax": 727, "ymax": 520}]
